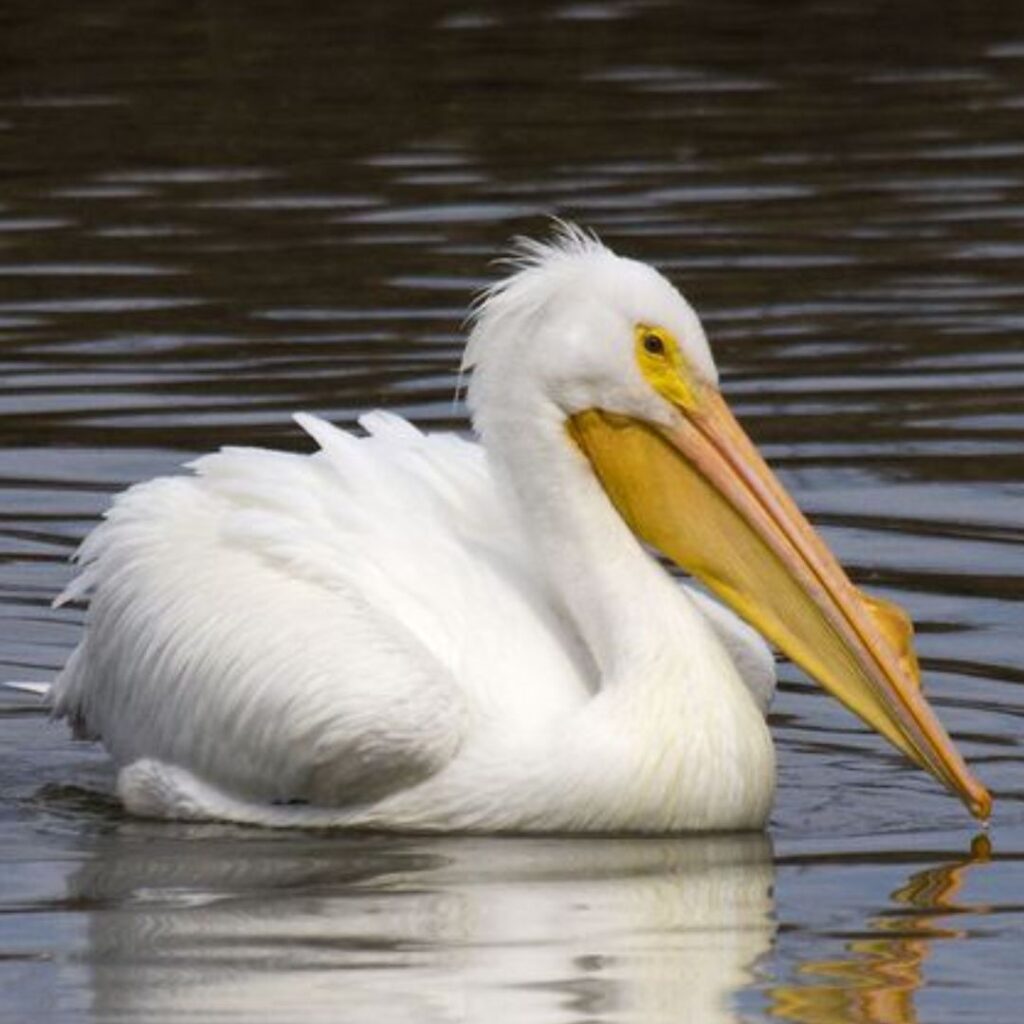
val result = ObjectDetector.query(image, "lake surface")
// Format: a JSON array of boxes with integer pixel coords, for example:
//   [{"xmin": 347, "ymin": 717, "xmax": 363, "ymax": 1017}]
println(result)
[{"xmin": 2, "ymin": 1, "xmax": 1023, "ymax": 1021}]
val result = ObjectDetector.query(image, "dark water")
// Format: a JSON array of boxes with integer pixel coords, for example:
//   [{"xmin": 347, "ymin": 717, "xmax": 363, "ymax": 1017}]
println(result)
[{"xmin": 2, "ymin": 1, "xmax": 1023, "ymax": 1021}]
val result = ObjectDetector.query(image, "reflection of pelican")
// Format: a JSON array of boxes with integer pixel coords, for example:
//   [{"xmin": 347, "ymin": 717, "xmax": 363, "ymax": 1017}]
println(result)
[
  {"xmin": 49, "ymin": 225, "xmax": 988, "ymax": 829},
  {"xmin": 66, "ymin": 832, "xmax": 774, "ymax": 1024},
  {"xmin": 768, "ymin": 836, "xmax": 992, "ymax": 1024}
]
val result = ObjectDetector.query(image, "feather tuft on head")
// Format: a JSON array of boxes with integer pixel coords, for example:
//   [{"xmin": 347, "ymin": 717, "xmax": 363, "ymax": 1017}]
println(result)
[{"xmin": 462, "ymin": 221, "xmax": 610, "ymax": 373}]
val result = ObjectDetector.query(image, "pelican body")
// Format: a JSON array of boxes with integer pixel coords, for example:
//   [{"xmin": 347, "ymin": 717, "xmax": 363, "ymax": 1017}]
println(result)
[{"xmin": 51, "ymin": 227, "xmax": 990, "ymax": 831}]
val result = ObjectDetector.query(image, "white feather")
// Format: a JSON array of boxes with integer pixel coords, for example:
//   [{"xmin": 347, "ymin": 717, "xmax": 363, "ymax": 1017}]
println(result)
[{"xmin": 2, "ymin": 681, "xmax": 52, "ymax": 698}]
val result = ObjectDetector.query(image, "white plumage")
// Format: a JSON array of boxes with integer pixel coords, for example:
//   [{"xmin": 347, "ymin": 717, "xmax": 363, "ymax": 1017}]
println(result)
[{"xmin": 52, "ymin": 226, "xmax": 783, "ymax": 832}]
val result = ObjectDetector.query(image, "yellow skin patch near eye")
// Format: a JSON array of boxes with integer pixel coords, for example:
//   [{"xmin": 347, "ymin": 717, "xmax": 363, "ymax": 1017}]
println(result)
[{"xmin": 633, "ymin": 324, "xmax": 701, "ymax": 411}]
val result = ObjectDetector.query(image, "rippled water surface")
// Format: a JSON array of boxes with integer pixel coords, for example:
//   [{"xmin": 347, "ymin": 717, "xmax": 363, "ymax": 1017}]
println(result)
[{"xmin": 2, "ymin": 2, "xmax": 1023, "ymax": 1021}]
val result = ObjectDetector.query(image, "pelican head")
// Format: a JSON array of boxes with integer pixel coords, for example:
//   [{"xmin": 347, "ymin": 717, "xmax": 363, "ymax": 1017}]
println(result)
[{"xmin": 468, "ymin": 224, "xmax": 990, "ymax": 821}]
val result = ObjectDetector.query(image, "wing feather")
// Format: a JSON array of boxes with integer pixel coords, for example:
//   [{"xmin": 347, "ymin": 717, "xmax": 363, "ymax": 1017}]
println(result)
[
  {"xmin": 685, "ymin": 588, "xmax": 777, "ymax": 713},
  {"xmin": 52, "ymin": 414, "xmax": 557, "ymax": 806}
]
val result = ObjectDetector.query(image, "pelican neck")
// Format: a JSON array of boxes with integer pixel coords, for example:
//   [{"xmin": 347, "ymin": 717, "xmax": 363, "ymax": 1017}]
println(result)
[{"xmin": 480, "ymin": 404, "xmax": 713, "ymax": 689}]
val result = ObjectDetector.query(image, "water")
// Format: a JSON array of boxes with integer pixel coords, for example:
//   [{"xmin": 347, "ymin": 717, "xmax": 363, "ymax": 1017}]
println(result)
[{"xmin": 1, "ymin": 1, "xmax": 1023, "ymax": 1020}]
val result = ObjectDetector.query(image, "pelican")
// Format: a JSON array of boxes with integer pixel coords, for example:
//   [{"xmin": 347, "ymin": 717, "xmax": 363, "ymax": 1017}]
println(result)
[{"xmin": 43, "ymin": 225, "xmax": 990, "ymax": 831}]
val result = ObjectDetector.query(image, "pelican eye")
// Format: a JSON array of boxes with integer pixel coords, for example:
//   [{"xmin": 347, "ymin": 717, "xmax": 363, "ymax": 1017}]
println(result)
[
  {"xmin": 634, "ymin": 323, "xmax": 698, "ymax": 410},
  {"xmin": 642, "ymin": 333, "xmax": 665, "ymax": 356}
]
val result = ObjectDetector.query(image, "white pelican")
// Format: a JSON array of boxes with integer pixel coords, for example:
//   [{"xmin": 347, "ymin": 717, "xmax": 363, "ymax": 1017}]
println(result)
[{"xmin": 44, "ymin": 225, "xmax": 990, "ymax": 831}]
